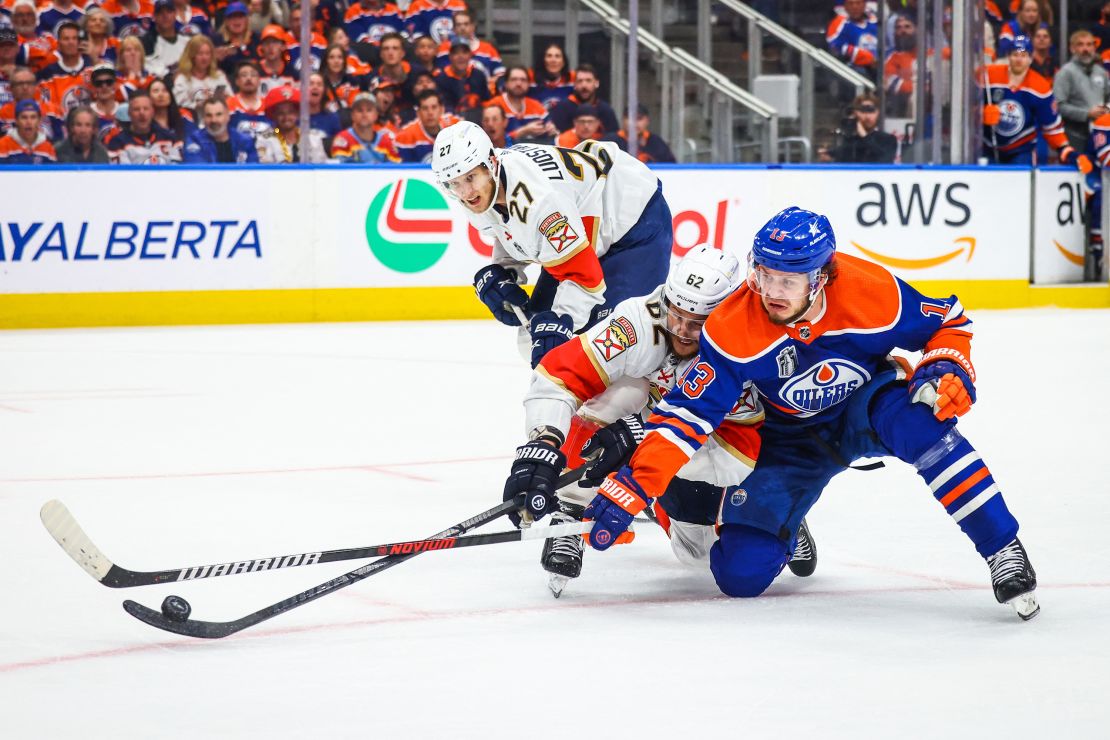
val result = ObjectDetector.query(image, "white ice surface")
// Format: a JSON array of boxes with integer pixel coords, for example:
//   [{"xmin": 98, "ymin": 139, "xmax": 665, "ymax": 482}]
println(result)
[{"xmin": 1, "ymin": 311, "xmax": 1108, "ymax": 738}]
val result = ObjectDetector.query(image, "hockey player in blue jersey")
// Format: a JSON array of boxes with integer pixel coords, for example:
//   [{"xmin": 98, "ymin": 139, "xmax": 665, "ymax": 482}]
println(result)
[{"xmin": 582, "ymin": 206, "xmax": 1041, "ymax": 620}]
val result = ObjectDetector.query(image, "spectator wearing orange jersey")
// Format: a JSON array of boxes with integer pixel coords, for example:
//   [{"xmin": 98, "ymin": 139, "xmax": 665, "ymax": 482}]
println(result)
[
  {"xmin": 256, "ymin": 23, "xmax": 294, "ymax": 96},
  {"xmin": 142, "ymin": 0, "xmax": 187, "ymax": 76},
  {"xmin": 555, "ymin": 103, "xmax": 601, "ymax": 148},
  {"xmin": 11, "ymin": 1, "xmax": 58, "ymax": 73},
  {"xmin": 393, "ymin": 87, "xmax": 457, "ymax": 162},
  {"xmin": 36, "ymin": 21, "xmax": 92, "ymax": 113},
  {"xmin": 0, "ymin": 98, "xmax": 56, "ymax": 163},
  {"xmin": 116, "ymin": 35, "xmax": 156, "ymax": 97},
  {"xmin": 0, "ymin": 64, "xmax": 64, "ymax": 139},
  {"xmin": 435, "ymin": 10, "xmax": 503, "ymax": 90},
  {"xmin": 172, "ymin": 35, "xmax": 229, "ymax": 113},
  {"xmin": 528, "ymin": 42, "xmax": 574, "ymax": 110},
  {"xmin": 80, "ymin": 8, "xmax": 119, "ymax": 64},
  {"xmin": 226, "ymin": 59, "xmax": 272, "ymax": 142},
  {"xmin": 55, "ymin": 104, "xmax": 110, "ymax": 162},
  {"xmin": 99, "ymin": 0, "xmax": 154, "ymax": 41},
  {"xmin": 331, "ymin": 90, "xmax": 398, "ymax": 163},
  {"xmin": 485, "ymin": 64, "xmax": 554, "ymax": 142}
]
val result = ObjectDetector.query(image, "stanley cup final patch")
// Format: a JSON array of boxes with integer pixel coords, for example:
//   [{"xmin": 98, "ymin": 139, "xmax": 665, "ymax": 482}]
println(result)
[{"xmin": 539, "ymin": 211, "xmax": 579, "ymax": 253}]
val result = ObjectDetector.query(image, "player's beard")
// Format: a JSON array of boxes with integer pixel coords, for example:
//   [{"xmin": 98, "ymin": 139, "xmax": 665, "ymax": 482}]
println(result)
[
  {"xmin": 666, "ymin": 332, "xmax": 700, "ymax": 359},
  {"xmin": 763, "ymin": 295, "xmax": 813, "ymax": 326}
]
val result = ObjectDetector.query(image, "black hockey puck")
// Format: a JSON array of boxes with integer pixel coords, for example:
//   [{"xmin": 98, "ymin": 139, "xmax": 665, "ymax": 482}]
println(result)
[{"xmin": 161, "ymin": 595, "xmax": 192, "ymax": 622}]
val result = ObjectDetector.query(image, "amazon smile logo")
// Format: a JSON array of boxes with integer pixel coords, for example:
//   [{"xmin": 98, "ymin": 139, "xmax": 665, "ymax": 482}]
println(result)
[
  {"xmin": 849, "ymin": 237, "xmax": 976, "ymax": 269},
  {"xmin": 365, "ymin": 179, "xmax": 452, "ymax": 273}
]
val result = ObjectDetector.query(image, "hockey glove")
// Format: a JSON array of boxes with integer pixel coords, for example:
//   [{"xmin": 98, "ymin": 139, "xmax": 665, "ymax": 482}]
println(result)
[
  {"xmin": 474, "ymin": 264, "xmax": 529, "ymax": 326},
  {"xmin": 579, "ymin": 415, "xmax": 646, "ymax": 488},
  {"xmin": 983, "ymin": 104, "xmax": 1001, "ymax": 126},
  {"xmin": 1077, "ymin": 154, "xmax": 1094, "ymax": 175},
  {"xmin": 503, "ymin": 441, "xmax": 567, "ymax": 528},
  {"xmin": 528, "ymin": 311, "xmax": 574, "ymax": 368},
  {"xmin": 909, "ymin": 350, "xmax": 977, "ymax": 421},
  {"xmin": 584, "ymin": 467, "xmax": 650, "ymax": 551}
]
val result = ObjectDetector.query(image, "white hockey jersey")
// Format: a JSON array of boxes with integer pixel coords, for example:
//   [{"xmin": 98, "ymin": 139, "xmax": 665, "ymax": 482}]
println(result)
[
  {"xmin": 524, "ymin": 286, "xmax": 764, "ymax": 487},
  {"xmin": 465, "ymin": 139, "xmax": 660, "ymax": 330}
]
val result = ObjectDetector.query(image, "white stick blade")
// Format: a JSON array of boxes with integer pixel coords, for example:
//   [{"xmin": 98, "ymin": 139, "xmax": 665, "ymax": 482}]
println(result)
[{"xmin": 39, "ymin": 500, "xmax": 113, "ymax": 581}]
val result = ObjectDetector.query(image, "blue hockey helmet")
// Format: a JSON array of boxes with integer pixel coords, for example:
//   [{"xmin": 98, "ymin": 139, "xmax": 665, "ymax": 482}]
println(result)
[{"xmin": 750, "ymin": 206, "xmax": 836, "ymax": 274}]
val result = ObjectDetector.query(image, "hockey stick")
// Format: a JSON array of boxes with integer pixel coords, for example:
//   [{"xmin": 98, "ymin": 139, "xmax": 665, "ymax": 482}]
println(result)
[
  {"xmin": 116, "ymin": 465, "xmax": 592, "ymax": 639},
  {"xmin": 40, "ymin": 497, "xmax": 593, "ymax": 589}
]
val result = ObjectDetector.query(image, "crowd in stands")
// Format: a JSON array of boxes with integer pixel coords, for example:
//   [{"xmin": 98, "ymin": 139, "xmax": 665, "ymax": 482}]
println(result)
[
  {"xmin": 0, "ymin": 0, "xmax": 675, "ymax": 165},
  {"xmin": 821, "ymin": 0, "xmax": 1110, "ymax": 171}
]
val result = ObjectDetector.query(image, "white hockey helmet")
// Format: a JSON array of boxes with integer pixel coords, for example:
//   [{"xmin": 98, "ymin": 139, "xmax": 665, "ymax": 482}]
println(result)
[
  {"xmin": 431, "ymin": 121, "xmax": 501, "ymax": 212},
  {"xmin": 664, "ymin": 244, "xmax": 743, "ymax": 316}
]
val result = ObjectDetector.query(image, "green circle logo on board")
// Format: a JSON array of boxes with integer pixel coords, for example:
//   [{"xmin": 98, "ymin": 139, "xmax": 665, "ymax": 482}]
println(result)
[{"xmin": 364, "ymin": 179, "xmax": 453, "ymax": 273}]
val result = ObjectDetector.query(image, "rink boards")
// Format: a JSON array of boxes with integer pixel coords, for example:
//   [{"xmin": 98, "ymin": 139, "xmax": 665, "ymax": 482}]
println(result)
[{"xmin": 0, "ymin": 163, "xmax": 1106, "ymax": 328}]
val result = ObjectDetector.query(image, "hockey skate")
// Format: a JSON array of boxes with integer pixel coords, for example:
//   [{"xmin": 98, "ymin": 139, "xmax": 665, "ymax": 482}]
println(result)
[
  {"xmin": 541, "ymin": 503, "xmax": 585, "ymax": 598},
  {"xmin": 986, "ymin": 537, "xmax": 1040, "ymax": 620},
  {"xmin": 787, "ymin": 518, "xmax": 817, "ymax": 577}
]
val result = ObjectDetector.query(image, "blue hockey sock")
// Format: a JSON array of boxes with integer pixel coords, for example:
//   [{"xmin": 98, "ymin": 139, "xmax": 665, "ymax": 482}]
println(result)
[{"xmin": 914, "ymin": 430, "xmax": 1018, "ymax": 558}]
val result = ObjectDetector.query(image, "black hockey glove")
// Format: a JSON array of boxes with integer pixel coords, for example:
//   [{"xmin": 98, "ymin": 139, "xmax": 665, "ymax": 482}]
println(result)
[
  {"xmin": 474, "ymin": 264, "xmax": 529, "ymax": 326},
  {"xmin": 528, "ymin": 311, "xmax": 574, "ymax": 368},
  {"xmin": 503, "ymin": 440, "xmax": 567, "ymax": 528},
  {"xmin": 579, "ymin": 415, "xmax": 646, "ymax": 488}
]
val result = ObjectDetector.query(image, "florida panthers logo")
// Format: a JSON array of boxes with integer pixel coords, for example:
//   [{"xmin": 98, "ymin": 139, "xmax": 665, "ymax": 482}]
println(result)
[
  {"xmin": 995, "ymin": 99, "xmax": 1027, "ymax": 138},
  {"xmin": 778, "ymin": 359, "xmax": 870, "ymax": 417}
]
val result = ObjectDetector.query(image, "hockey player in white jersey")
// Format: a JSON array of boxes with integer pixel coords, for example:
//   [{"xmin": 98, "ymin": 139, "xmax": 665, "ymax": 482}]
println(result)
[
  {"xmin": 499, "ymin": 245, "xmax": 816, "ymax": 595},
  {"xmin": 431, "ymin": 120, "xmax": 673, "ymax": 368}
]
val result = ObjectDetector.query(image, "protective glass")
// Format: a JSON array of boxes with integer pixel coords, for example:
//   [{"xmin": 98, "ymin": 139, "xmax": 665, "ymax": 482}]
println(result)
[
  {"xmin": 746, "ymin": 255, "xmax": 823, "ymax": 300},
  {"xmin": 662, "ymin": 297, "xmax": 708, "ymax": 342}
]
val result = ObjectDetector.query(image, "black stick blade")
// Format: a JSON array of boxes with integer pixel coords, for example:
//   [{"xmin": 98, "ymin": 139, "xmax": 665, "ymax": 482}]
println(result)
[{"xmin": 122, "ymin": 600, "xmax": 242, "ymax": 639}]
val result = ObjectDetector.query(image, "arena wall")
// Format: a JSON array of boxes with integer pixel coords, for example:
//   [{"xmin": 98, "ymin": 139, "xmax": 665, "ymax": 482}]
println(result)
[{"xmin": 1, "ymin": 163, "xmax": 1105, "ymax": 329}]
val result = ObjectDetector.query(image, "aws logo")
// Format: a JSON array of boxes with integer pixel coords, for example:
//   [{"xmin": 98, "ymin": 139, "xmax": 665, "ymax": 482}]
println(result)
[
  {"xmin": 365, "ymin": 179, "xmax": 452, "ymax": 273},
  {"xmin": 850, "ymin": 236, "xmax": 976, "ymax": 270},
  {"xmin": 779, "ymin": 359, "xmax": 870, "ymax": 417},
  {"xmin": 1053, "ymin": 240, "xmax": 1084, "ymax": 266}
]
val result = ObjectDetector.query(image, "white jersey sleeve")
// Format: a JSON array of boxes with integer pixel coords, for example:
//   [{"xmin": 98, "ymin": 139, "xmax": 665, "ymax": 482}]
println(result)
[{"xmin": 523, "ymin": 287, "xmax": 669, "ymax": 438}]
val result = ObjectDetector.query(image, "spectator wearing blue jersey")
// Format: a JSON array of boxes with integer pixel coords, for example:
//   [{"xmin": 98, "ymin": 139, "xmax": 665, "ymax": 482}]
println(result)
[
  {"xmin": 999, "ymin": 0, "xmax": 1051, "ymax": 58},
  {"xmin": 827, "ymin": 0, "xmax": 878, "ymax": 75},
  {"xmin": 183, "ymin": 97, "xmax": 258, "ymax": 163}
]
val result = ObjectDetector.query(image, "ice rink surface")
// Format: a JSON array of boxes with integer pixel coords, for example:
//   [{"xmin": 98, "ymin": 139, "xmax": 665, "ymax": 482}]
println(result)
[{"xmin": 1, "ymin": 310, "xmax": 1108, "ymax": 739}]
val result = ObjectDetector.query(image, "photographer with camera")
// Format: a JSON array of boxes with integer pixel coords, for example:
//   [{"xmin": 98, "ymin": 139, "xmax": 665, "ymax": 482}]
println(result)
[{"xmin": 819, "ymin": 93, "xmax": 897, "ymax": 163}]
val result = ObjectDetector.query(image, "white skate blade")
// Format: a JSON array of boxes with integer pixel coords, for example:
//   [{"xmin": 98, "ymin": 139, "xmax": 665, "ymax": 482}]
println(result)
[
  {"xmin": 547, "ymin": 573, "xmax": 570, "ymax": 599},
  {"xmin": 1008, "ymin": 591, "xmax": 1041, "ymax": 621}
]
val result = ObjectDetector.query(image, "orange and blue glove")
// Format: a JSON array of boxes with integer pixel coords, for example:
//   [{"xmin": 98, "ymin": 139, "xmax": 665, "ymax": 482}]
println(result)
[
  {"xmin": 908, "ymin": 349, "xmax": 977, "ymax": 421},
  {"xmin": 584, "ymin": 467, "xmax": 650, "ymax": 551}
]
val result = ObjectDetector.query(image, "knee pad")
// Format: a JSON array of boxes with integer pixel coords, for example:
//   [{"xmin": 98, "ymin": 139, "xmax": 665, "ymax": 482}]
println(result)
[{"xmin": 709, "ymin": 524, "xmax": 789, "ymax": 598}]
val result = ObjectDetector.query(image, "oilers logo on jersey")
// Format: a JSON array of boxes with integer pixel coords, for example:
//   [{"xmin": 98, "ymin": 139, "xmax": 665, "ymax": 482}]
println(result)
[
  {"xmin": 779, "ymin": 359, "xmax": 871, "ymax": 416},
  {"xmin": 995, "ymin": 99, "xmax": 1027, "ymax": 138}
]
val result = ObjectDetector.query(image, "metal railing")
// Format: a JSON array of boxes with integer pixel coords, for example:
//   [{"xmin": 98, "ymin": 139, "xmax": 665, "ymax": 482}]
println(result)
[
  {"xmin": 577, "ymin": 0, "xmax": 779, "ymax": 162},
  {"xmin": 701, "ymin": 0, "xmax": 875, "ymax": 159}
]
